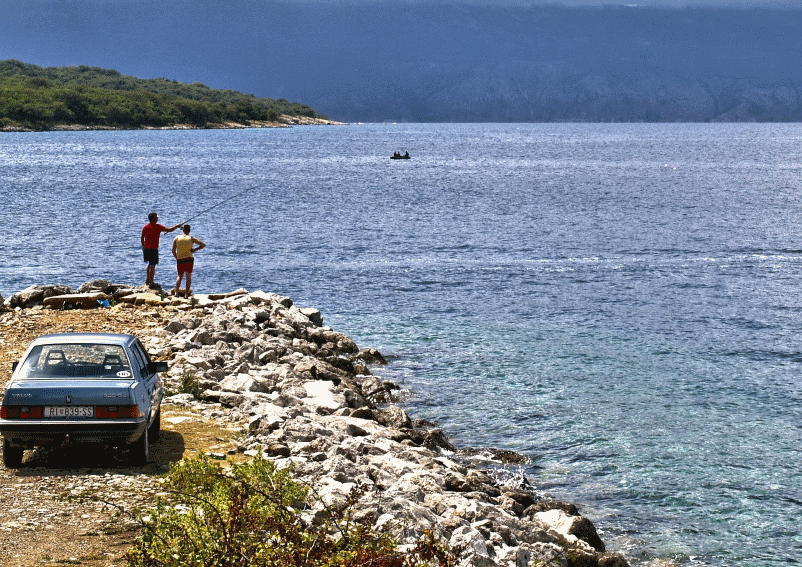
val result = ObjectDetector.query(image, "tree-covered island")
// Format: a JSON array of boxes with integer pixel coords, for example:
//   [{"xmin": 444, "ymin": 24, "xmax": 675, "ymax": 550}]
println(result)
[{"xmin": 0, "ymin": 60, "xmax": 334, "ymax": 131}]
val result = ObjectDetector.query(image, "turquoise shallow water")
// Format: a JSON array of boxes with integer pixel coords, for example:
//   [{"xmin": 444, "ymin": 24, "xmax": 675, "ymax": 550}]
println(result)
[{"xmin": 2, "ymin": 123, "xmax": 801, "ymax": 565}]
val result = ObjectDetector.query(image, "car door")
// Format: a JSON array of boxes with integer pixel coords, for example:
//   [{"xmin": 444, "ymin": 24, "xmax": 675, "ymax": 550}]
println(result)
[{"xmin": 130, "ymin": 340, "xmax": 162, "ymax": 422}]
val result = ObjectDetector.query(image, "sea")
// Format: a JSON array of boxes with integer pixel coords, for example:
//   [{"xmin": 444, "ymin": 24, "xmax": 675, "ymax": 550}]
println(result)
[{"xmin": 1, "ymin": 123, "xmax": 801, "ymax": 566}]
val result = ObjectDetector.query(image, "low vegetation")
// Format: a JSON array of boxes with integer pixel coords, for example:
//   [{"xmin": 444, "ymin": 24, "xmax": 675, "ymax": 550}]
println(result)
[
  {"xmin": 0, "ymin": 60, "xmax": 322, "ymax": 130},
  {"xmin": 124, "ymin": 453, "xmax": 453, "ymax": 567}
]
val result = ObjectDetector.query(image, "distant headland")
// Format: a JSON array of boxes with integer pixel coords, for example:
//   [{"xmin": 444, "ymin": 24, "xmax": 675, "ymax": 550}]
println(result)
[{"xmin": 0, "ymin": 60, "xmax": 341, "ymax": 132}]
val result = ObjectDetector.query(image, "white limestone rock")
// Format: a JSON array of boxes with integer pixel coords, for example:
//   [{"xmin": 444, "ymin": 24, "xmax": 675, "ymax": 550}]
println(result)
[
  {"xmin": 450, "ymin": 526, "xmax": 497, "ymax": 567},
  {"xmin": 219, "ymin": 372, "xmax": 273, "ymax": 393},
  {"xmin": 533, "ymin": 509, "xmax": 604, "ymax": 552},
  {"xmin": 302, "ymin": 380, "xmax": 346, "ymax": 410}
]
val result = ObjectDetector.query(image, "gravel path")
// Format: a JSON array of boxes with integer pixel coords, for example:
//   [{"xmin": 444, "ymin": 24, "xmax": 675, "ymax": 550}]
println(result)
[
  {"xmin": 0, "ymin": 405, "xmax": 244, "ymax": 566},
  {"xmin": 0, "ymin": 460, "xmax": 146, "ymax": 566}
]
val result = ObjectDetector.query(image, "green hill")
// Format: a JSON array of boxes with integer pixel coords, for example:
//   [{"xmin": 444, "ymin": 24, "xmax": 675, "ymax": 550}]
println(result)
[{"xmin": 0, "ymin": 60, "xmax": 323, "ymax": 130}]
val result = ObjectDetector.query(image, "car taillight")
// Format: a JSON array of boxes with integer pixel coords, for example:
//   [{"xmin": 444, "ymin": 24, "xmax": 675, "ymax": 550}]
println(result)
[
  {"xmin": 22, "ymin": 406, "xmax": 42, "ymax": 419},
  {"xmin": 1, "ymin": 406, "xmax": 42, "ymax": 419},
  {"xmin": 96, "ymin": 406, "xmax": 140, "ymax": 419}
]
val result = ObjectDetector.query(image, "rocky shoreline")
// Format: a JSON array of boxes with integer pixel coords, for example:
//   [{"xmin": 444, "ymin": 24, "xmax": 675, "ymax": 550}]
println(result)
[
  {"xmin": 0, "ymin": 114, "xmax": 344, "ymax": 133},
  {"xmin": 1, "ymin": 281, "xmax": 629, "ymax": 567}
]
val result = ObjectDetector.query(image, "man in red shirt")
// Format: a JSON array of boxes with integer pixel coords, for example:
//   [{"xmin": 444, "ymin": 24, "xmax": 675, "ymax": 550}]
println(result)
[{"xmin": 141, "ymin": 212, "xmax": 181, "ymax": 287}]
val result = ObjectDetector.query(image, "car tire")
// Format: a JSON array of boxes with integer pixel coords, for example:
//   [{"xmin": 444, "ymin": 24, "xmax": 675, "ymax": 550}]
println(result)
[
  {"xmin": 3, "ymin": 439, "xmax": 23, "ymax": 469},
  {"xmin": 131, "ymin": 427, "xmax": 149, "ymax": 466},
  {"xmin": 148, "ymin": 408, "xmax": 161, "ymax": 441}
]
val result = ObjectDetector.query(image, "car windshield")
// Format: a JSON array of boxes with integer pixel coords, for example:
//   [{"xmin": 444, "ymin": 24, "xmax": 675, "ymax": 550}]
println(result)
[{"xmin": 18, "ymin": 343, "xmax": 133, "ymax": 379}]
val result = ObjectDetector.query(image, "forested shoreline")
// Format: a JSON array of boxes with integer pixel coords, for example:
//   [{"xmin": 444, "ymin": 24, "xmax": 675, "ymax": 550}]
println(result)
[{"xmin": 0, "ymin": 60, "xmax": 324, "ymax": 130}]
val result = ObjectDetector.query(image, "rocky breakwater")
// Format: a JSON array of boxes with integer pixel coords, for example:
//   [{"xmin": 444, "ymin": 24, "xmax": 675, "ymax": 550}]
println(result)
[{"xmin": 5, "ymin": 281, "xmax": 629, "ymax": 567}]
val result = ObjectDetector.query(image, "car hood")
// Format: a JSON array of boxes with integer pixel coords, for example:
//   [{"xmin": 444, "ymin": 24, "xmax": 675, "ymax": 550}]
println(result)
[{"xmin": 4, "ymin": 379, "xmax": 136, "ymax": 406}]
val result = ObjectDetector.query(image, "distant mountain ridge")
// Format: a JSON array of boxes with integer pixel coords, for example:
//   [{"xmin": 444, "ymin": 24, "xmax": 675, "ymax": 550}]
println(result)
[
  {"xmin": 2, "ymin": 1, "xmax": 801, "ymax": 122},
  {"xmin": 284, "ymin": 4, "xmax": 802, "ymax": 122}
]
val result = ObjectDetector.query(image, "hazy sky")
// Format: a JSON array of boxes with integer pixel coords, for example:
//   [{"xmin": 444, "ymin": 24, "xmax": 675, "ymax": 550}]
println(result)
[
  {"xmin": 261, "ymin": 0, "xmax": 800, "ymax": 4},
  {"xmin": 49, "ymin": 0, "xmax": 802, "ymax": 6},
  {"xmin": 253, "ymin": 0, "xmax": 799, "ymax": 5},
  {"xmin": 276, "ymin": 0, "xmax": 802, "ymax": 6}
]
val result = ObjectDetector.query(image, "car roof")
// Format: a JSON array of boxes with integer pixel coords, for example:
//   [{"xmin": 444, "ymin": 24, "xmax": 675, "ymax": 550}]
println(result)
[{"xmin": 28, "ymin": 333, "xmax": 137, "ymax": 347}]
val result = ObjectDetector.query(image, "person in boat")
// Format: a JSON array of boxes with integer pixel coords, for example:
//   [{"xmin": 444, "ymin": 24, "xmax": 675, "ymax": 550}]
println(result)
[
  {"xmin": 393, "ymin": 151, "xmax": 401, "ymax": 158},
  {"xmin": 403, "ymin": 151, "xmax": 409, "ymax": 158}
]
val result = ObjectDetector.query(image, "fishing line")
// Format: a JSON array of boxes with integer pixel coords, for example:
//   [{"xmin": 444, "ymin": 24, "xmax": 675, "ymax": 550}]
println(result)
[{"xmin": 179, "ymin": 184, "xmax": 261, "ymax": 225}]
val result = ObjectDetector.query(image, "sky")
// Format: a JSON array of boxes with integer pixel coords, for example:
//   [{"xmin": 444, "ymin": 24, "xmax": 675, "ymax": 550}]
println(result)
[
  {"xmin": 236, "ymin": 0, "xmax": 797, "ymax": 5},
  {"xmin": 211, "ymin": 0, "xmax": 793, "ymax": 5},
  {"xmin": 15, "ymin": 0, "xmax": 802, "ymax": 6}
]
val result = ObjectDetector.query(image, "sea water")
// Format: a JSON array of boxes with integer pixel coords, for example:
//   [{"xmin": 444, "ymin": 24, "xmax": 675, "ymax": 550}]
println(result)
[{"xmin": 1, "ymin": 123, "xmax": 801, "ymax": 566}]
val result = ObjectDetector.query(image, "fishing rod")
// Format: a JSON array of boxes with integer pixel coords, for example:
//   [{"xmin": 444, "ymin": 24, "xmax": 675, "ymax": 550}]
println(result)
[{"xmin": 179, "ymin": 184, "xmax": 261, "ymax": 225}]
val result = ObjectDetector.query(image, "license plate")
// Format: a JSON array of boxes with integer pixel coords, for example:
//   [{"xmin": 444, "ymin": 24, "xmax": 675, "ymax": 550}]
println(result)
[{"xmin": 44, "ymin": 406, "xmax": 94, "ymax": 418}]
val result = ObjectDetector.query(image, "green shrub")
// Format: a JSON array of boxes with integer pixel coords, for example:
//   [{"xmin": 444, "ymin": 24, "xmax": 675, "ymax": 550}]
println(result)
[
  {"xmin": 0, "ymin": 60, "xmax": 327, "ymax": 129},
  {"xmin": 127, "ymin": 454, "xmax": 453, "ymax": 567},
  {"xmin": 176, "ymin": 368, "xmax": 202, "ymax": 398}
]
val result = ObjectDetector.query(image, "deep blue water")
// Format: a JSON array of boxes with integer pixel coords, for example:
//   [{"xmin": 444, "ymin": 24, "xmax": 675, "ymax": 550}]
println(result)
[{"xmin": 2, "ymin": 123, "xmax": 802, "ymax": 566}]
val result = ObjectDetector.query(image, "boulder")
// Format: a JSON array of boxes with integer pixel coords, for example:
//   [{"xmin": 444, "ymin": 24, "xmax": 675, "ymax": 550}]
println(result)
[
  {"xmin": 355, "ymin": 347, "xmax": 388, "ymax": 365},
  {"xmin": 372, "ymin": 500, "xmax": 443, "ymax": 546},
  {"xmin": 206, "ymin": 288, "xmax": 249, "ymax": 300},
  {"xmin": 248, "ymin": 290, "xmax": 293, "ymax": 307},
  {"xmin": 373, "ymin": 406, "xmax": 412, "ymax": 429},
  {"xmin": 264, "ymin": 441, "xmax": 291, "ymax": 458},
  {"xmin": 299, "ymin": 306, "xmax": 323, "ymax": 326},
  {"xmin": 10, "ymin": 284, "xmax": 74, "ymax": 308},
  {"xmin": 303, "ymin": 359, "xmax": 349, "ymax": 383},
  {"xmin": 598, "ymin": 554, "xmax": 630, "ymax": 567},
  {"xmin": 235, "ymin": 342, "xmax": 264, "ymax": 363},
  {"xmin": 119, "ymin": 291, "xmax": 167, "ymax": 306},
  {"xmin": 516, "ymin": 543, "xmax": 569, "ymax": 567},
  {"xmin": 359, "ymin": 375, "xmax": 398, "ymax": 404},
  {"xmin": 42, "ymin": 292, "xmax": 111, "ymax": 309},
  {"xmin": 219, "ymin": 373, "xmax": 273, "ymax": 393},
  {"xmin": 76, "ymin": 279, "xmax": 114, "ymax": 293},
  {"xmin": 280, "ymin": 306, "xmax": 315, "ymax": 332},
  {"xmin": 279, "ymin": 418, "xmax": 336, "ymax": 444},
  {"xmin": 533, "ymin": 509, "xmax": 605, "ymax": 552},
  {"xmin": 302, "ymin": 380, "xmax": 346, "ymax": 411},
  {"xmin": 449, "ymin": 526, "xmax": 496, "ymax": 567}
]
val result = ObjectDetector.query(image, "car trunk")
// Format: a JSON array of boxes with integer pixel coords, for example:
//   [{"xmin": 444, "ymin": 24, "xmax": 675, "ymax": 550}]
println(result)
[{"xmin": 4, "ymin": 379, "xmax": 137, "ymax": 409}]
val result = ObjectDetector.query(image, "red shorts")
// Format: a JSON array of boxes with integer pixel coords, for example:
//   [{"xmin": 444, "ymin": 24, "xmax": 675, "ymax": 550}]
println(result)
[{"xmin": 176, "ymin": 257, "xmax": 194, "ymax": 275}]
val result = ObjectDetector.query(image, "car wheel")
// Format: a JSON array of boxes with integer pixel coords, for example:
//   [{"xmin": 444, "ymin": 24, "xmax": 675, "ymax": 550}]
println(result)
[
  {"xmin": 3, "ymin": 438, "xmax": 23, "ymax": 469},
  {"xmin": 148, "ymin": 408, "xmax": 161, "ymax": 441},
  {"xmin": 131, "ymin": 427, "xmax": 149, "ymax": 466}
]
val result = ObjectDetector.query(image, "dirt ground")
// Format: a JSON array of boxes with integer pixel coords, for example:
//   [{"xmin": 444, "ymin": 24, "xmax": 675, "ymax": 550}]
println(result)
[
  {"xmin": 0, "ymin": 304, "xmax": 171, "ymax": 385},
  {"xmin": 0, "ymin": 305, "xmax": 245, "ymax": 566}
]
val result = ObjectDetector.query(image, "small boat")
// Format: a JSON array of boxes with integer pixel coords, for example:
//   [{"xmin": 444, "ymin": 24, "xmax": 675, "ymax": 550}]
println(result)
[{"xmin": 391, "ymin": 151, "xmax": 410, "ymax": 160}]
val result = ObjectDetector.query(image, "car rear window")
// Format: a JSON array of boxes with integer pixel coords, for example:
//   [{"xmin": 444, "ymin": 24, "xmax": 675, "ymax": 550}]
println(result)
[{"xmin": 18, "ymin": 344, "xmax": 133, "ymax": 379}]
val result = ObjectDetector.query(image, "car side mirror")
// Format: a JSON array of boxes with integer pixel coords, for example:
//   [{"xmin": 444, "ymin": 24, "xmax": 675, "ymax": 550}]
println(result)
[
  {"xmin": 11, "ymin": 362, "xmax": 18, "ymax": 372},
  {"xmin": 147, "ymin": 361, "xmax": 168, "ymax": 374}
]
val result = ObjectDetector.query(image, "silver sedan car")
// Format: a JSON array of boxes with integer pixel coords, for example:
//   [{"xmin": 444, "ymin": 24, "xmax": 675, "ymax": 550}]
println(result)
[{"xmin": 0, "ymin": 333, "xmax": 165, "ymax": 468}]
